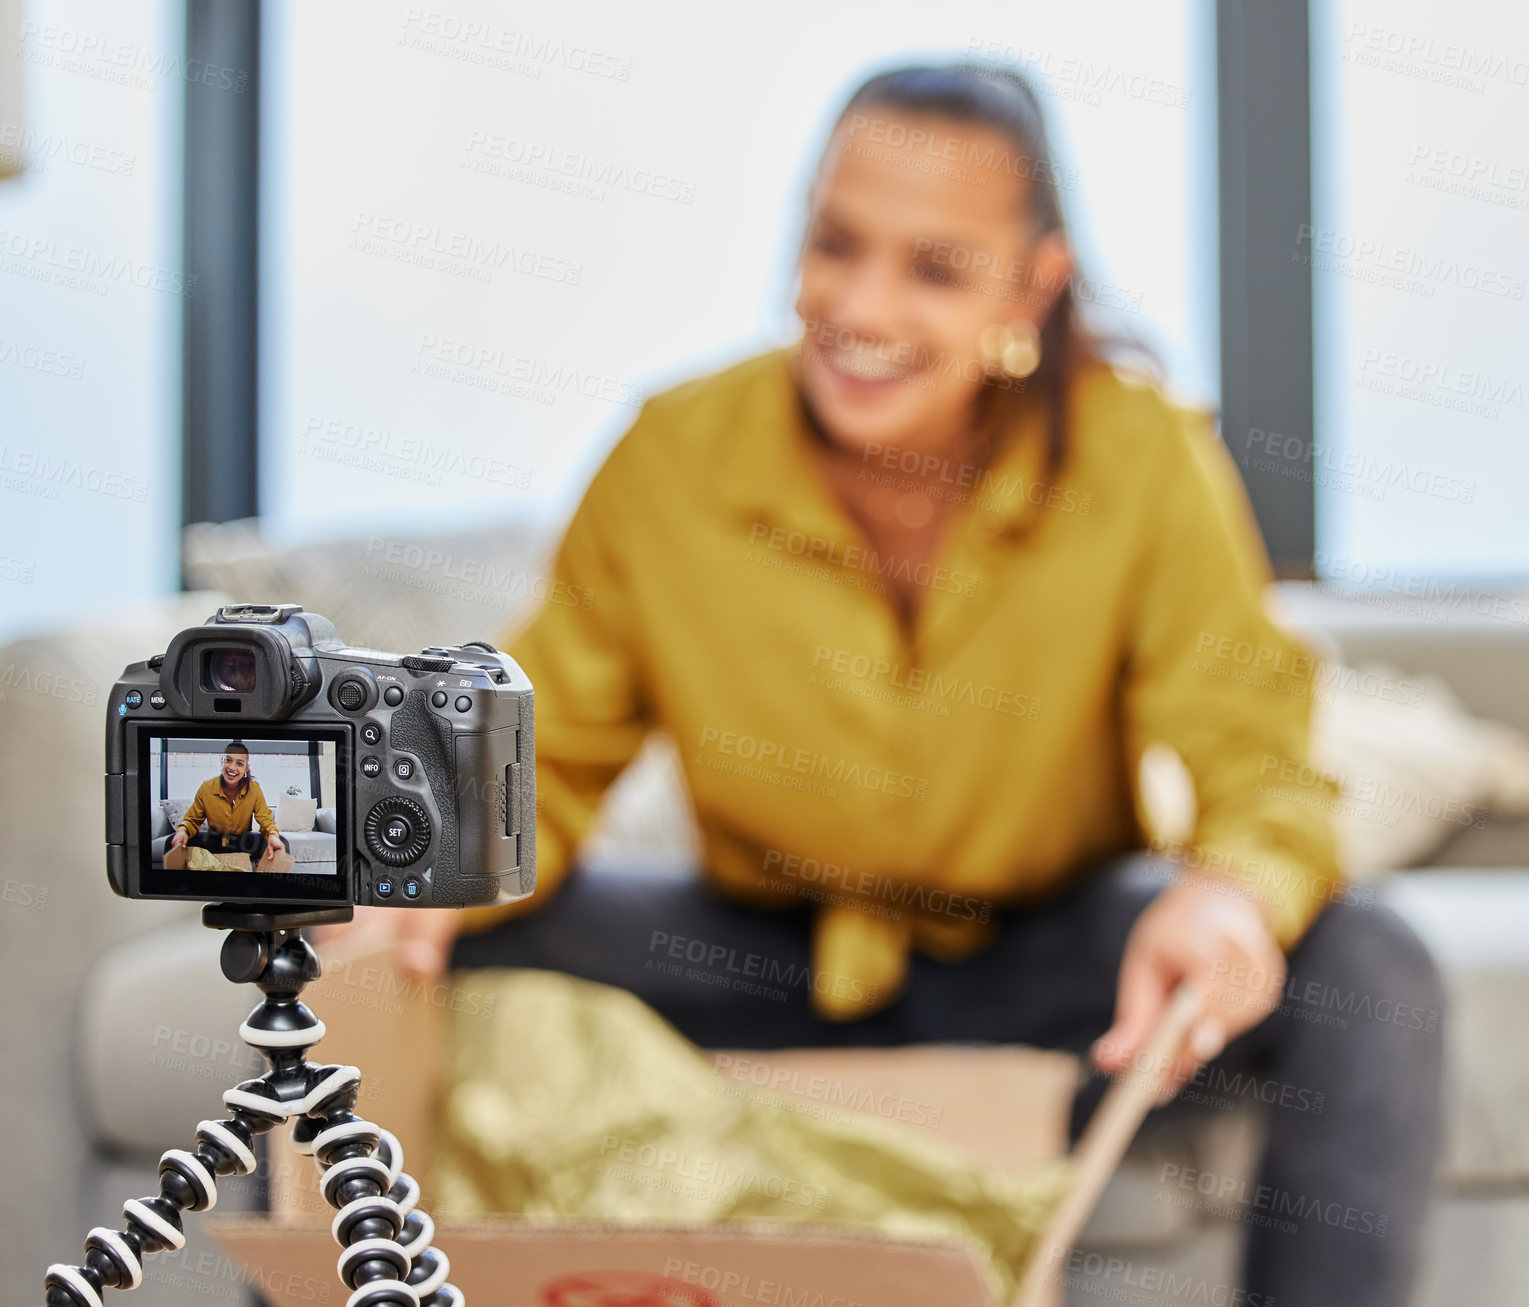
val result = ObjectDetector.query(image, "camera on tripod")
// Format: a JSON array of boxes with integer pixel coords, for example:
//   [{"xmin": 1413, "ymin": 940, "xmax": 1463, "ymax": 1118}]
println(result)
[{"xmin": 104, "ymin": 603, "xmax": 536, "ymax": 911}]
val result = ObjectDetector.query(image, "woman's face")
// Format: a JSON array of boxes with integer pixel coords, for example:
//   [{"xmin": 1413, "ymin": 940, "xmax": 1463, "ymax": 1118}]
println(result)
[{"xmin": 794, "ymin": 110, "xmax": 1073, "ymax": 456}]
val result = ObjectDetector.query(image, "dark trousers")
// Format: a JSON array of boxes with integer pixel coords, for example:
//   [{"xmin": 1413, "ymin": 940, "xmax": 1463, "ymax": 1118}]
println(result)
[
  {"xmin": 451, "ymin": 854, "xmax": 1444, "ymax": 1307},
  {"xmin": 187, "ymin": 828, "xmax": 290, "ymax": 858}
]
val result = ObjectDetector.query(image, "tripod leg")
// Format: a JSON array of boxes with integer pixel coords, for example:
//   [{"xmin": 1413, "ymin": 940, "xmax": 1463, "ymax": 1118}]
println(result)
[
  {"xmin": 43, "ymin": 923, "xmax": 465, "ymax": 1305},
  {"xmin": 291, "ymin": 1065, "xmax": 465, "ymax": 1306},
  {"xmin": 42, "ymin": 1083, "xmax": 277, "ymax": 1304}
]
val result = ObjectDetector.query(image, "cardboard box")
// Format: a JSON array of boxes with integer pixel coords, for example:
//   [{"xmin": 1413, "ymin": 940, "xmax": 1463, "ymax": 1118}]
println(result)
[
  {"xmin": 206, "ymin": 930, "xmax": 1080, "ymax": 1307},
  {"xmin": 161, "ymin": 844, "xmax": 296, "ymax": 875}
]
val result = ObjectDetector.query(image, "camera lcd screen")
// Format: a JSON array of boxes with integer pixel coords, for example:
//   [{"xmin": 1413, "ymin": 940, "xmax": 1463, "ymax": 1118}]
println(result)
[{"xmin": 134, "ymin": 725, "xmax": 350, "ymax": 902}]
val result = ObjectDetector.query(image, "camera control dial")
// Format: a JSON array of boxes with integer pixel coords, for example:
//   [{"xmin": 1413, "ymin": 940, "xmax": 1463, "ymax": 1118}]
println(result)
[
  {"xmin": 364, "ymin": 796, "xmax": 432, "ymax": 867},
  {"xmin": 401, "ymin": 654, "xmax": 455, "ymax": 673}
]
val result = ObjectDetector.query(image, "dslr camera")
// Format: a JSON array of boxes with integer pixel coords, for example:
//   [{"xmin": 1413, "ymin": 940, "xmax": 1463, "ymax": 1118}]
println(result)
[{"xmin": 104, "ymin": 603, "xmax": 535, "ymax": 910}]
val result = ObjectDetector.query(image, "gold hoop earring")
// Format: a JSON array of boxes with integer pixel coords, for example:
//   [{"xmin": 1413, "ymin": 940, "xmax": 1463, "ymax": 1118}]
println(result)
[{"xmin": 978, "ymin": 319, "xmax": 1042, "ymax": 380}]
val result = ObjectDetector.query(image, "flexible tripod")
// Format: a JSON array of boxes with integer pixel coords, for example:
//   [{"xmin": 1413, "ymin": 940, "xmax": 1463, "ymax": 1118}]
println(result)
[{"xmin": 43, "ymin": 904, "xmax": 464, "ymax": 1307}]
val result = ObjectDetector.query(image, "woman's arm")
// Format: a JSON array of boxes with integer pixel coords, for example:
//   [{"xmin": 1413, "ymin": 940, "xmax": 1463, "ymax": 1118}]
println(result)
[
  {"xmin": 177, "ymin": 783, "xmax": 208, "ymax": 839},
  {"xmin": 457, "ymin": 444, "xmax": 653, "ymax": 931},
  {"xmin": 249, "ymin": 783, "xmax": 280, "ymax": 838},
  {"xmin": 1122, "ymin": 404, "xmax": 1342, "ymax": 945},
  {"xmin": 1097, "ymin": 402, "xmax": 1343, "ymax": 1089},
  {"xmin": 322, "ymin": 421, "xmax": 654, "ymax": 971}
]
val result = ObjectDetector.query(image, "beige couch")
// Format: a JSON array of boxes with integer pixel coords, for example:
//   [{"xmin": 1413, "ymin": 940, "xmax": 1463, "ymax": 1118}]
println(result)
[{"xmin": 3, "ymin": 518, "xmax": 1528, "ymax": 1305}]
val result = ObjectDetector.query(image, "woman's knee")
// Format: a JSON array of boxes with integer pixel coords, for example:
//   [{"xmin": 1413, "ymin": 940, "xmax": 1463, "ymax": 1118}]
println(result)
[{"xmin": 1292, "ymin": 898, "xmax": 1446, "ymax": 1035}]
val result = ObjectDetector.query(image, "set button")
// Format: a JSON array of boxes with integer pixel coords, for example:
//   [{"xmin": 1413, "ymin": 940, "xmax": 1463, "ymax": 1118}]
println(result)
[{"xmin": 364, "ymin": 795, "xmax": 432, "ymax": 867}]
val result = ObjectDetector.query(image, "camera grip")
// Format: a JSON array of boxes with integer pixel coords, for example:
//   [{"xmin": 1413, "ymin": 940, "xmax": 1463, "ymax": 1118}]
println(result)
[{"xmin": 386, "ymin": 691, "xmax": 462, "ymax": 902}]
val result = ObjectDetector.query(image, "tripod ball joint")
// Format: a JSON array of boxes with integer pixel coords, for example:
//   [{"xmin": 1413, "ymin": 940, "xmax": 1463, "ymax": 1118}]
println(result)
[{"xmin": 43, "ymin": 915, "xmax": 465, "ymax": 1306}]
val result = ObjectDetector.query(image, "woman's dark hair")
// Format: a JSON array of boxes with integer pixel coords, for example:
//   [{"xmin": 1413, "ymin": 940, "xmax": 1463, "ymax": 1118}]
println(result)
[{"xmin": 821, "ymin": 61, "xmax": 1141, "ymax": 479}]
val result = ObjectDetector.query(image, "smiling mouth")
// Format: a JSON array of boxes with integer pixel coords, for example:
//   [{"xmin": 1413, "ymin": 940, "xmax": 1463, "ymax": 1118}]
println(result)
[{"xmin": 821, "ymin": 351, "xmax": 912, "ymax": 385}]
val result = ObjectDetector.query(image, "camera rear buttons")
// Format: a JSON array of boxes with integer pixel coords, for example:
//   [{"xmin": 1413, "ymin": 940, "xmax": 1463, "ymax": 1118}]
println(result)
[
  {"xmin": 360, "ymin": 722, "xmax": 383, "ymax": 746},
  {"xmin": 402, "ymin": 878, "xmax": 423, "ymax": 901},
  {"xmin": 361, "ymin": 756, "xmax": 382, "ymax": 778},
  {"xmin": 149, "ymin": 690, "xmax": 166, "ymax": 709},
  {"xmin": 336, "ymin": 678, "xmax": 368, "ymax": 711},
  {"xmin": 124, "ymin": 690, "xmax": 142, "ymax": 708},
  {"xmin": 455, "ymin": 696, "xmax": 472, "ymax": 711},
  {"xmin": 394, "ymin": 758, "xmax": 414, "ymax": 780},
  {"xmin": 383, "ymin": 685, "xmax": 405, "ymax": 706},
  {"xmin": 374, "ymin": 876, "xmax": 395, "ymax": 899},
  {"xmin": 430, "ymin": 690, "xmax": 448, "ymax": 708},
  {"xmin": 364, "ymin": 796, "xmax": 431, "ymax": 867}
]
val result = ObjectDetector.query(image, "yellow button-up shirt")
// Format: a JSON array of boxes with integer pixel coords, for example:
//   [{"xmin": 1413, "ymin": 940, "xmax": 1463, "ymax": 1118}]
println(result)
[
  {"xmin": 179, "ymin": 777, "xmax": 279, "ymax": 840},
  {"xmin": 466, "ymin": 347, "xmax": 1343, "ymax": 1019}
]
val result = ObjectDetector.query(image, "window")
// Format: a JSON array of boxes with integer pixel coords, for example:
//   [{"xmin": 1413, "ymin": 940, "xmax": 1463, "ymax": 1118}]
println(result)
[
  {"xmin": 258, "ymin": 0, "xmax": 1219, "ymax": 544},
  {"xmin": 1311, "ymin": 0, "xmax": 1529, "ymax": 586},
  {"xmin": 0, "ymin": 0, "xmax": 182, "ymax": 645}
]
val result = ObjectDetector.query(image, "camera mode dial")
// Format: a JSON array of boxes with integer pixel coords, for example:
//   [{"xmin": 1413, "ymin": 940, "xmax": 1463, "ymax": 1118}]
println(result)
[{"xmin": 364, "ymin": 795, "xmax": 432, "ymax": 867}]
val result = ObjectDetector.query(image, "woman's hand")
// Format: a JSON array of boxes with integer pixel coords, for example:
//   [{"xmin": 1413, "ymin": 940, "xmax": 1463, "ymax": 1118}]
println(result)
[
  {"xmin": 310, "ymin": 905, "xmax": 463, "ymax": 978},
  {"xmin": 1092, "ymin": 876, "xmax": 1286, "ymax": 1099},
  {"xmin": 170, "ymin": 829, "xmax": 188, "ymax": 851}
]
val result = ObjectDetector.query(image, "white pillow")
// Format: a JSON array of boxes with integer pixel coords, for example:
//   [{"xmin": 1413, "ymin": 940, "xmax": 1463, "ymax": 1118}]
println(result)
[
  {"xmin": 316, "ymin": 807, "xmax": 337, "ymax": 834},
  {"xmin": 1311, "ymin": 663, "xmax": 1529, "ymax": 876},
  {"xmin": 1137, "ymin": 660, "xmax": 1529, "ymax": 881},
  {"xmin": 274, "ymin": 796, "xmax": 319, "ymax": 832}
]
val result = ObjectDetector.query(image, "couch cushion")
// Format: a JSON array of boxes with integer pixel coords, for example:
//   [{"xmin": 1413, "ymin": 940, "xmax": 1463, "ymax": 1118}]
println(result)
[
  {"xmin": 182, "ymin": 517, "xmax": 550, "ymax": 655},
  {"xmin": 274, "ymin": 795, "xmax": 318, "ymax": 831},
  {"xmin": 282, "ymin": 829, "xmax": 336, "ymax": 864},
  {"xmin": 1381, "ymin": 870, "xmax": 1529, "ymax": 1185}
]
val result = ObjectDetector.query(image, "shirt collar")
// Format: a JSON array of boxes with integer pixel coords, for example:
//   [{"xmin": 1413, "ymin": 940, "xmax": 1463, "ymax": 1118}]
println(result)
[{"xmin": 713, "ymin": 345, "xmax": 1057, "ymax": 544}]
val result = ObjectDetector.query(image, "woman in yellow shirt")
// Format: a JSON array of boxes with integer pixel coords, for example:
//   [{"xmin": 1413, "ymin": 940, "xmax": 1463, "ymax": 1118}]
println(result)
[{"xmin": 369, "ymin": 63, "xmax": 1441, "ymax": 1305}]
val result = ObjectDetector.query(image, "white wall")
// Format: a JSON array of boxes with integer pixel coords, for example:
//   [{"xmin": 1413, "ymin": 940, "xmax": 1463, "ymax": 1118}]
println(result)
[
  {"xmin": 259, "ymin": 0, "xmax": 1219, "ymax": 545},
  {"xmin": 0, "ymin": 0, "xmax": 183, "ymax": 646},
  {"xmin": 1312, "ymin": 0, "xmax": 1529, "ymax": 585}
]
